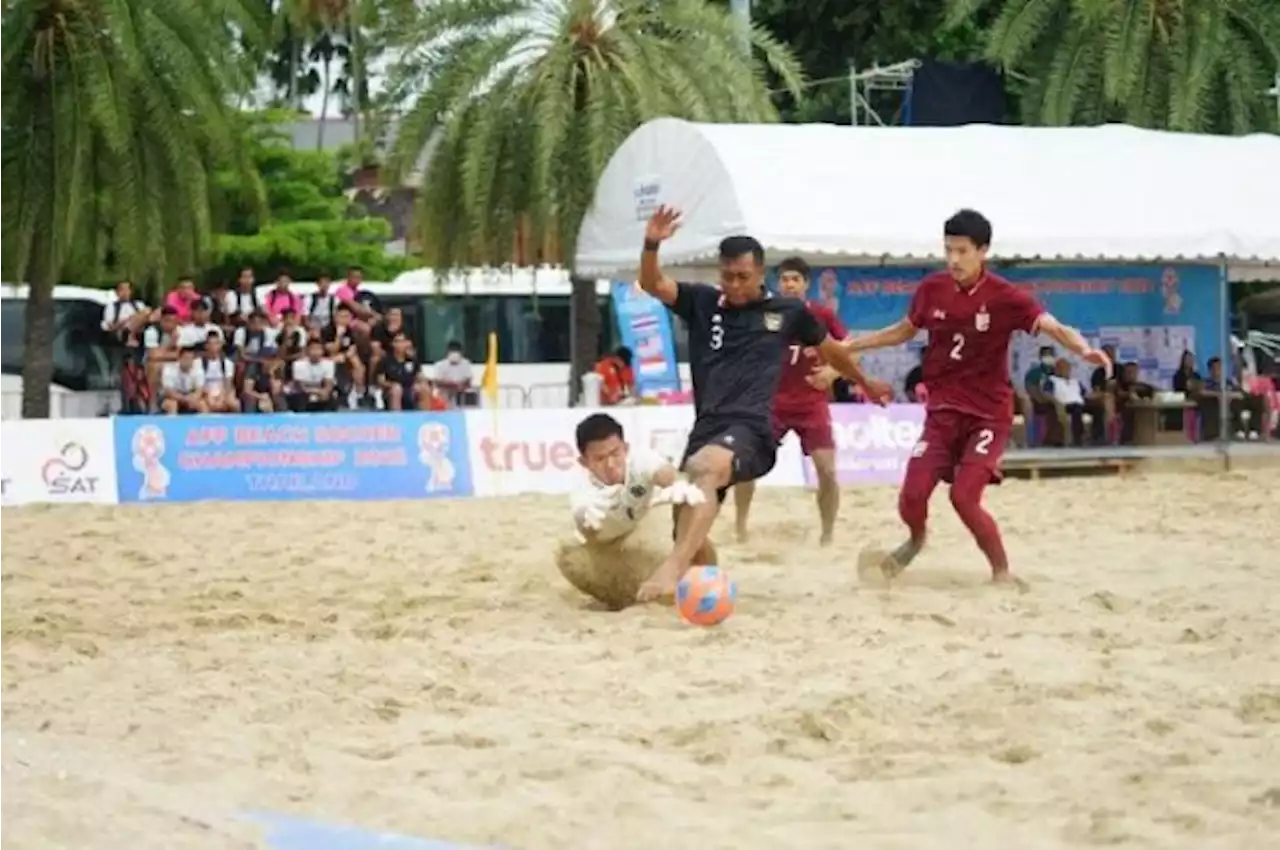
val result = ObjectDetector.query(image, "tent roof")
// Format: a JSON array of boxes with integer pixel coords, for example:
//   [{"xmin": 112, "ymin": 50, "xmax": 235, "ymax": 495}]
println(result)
[{"xmin": 574, "ymin": 119, "xmax": 1280, "ymax": 279}]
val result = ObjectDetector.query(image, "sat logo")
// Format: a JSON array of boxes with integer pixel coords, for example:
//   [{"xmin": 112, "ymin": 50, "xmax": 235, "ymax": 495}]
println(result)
[{"xmin": 41, "ymin": 441, "xmax": 99, "ymax": 496}]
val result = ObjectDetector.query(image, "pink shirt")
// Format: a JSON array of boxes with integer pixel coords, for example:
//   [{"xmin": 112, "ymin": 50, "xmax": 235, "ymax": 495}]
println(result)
[
  {"xmin": 334, "ymin": 283, "xmax": 358, "ymax": 304},
  {"xmin": 164, "ymin": 290, "xmax": 198, "ymax": 322},
  {"xmin": 263, "ymin": 288, "xmax": 302, "ymax": 323}
]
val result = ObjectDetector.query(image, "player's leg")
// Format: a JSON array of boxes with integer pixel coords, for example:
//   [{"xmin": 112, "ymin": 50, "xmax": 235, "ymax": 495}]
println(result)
[
  {"xmin": 642, "ymin": 424, "xmax": 773, "ymax": 602},
  {"xmin": 733, "ymin": 417, "xmax": 784, "ymax": 542},
  {"xmin": 797, "ymin": 411, "xmax": 839, "ymax": 546},
  {"xmin": 864, "ymin": 412, "xmax": 954, "ymax": 578},
  {"xmin": 949, "ymin": 421, "xmax": 1016, "ymax": 581}
]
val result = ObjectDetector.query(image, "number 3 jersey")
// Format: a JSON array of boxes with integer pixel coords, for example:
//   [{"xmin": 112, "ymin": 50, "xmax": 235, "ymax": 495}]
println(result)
[
  {"xmin": 908, "ymin": 269, "xmax": 1044, "ymax": 423},
  {"xmin": 568, "ymin": 447, "xmax": 669, "ymax": 543}
]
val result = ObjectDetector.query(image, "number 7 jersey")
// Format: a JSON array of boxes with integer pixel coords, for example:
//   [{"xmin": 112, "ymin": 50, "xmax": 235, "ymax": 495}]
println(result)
[{"xmin": 908, "ymin": 270, "xmax": 1044, "ymax": 423}]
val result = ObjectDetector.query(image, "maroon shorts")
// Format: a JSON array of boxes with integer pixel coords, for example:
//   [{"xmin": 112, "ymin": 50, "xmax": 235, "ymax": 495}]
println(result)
[
  {"xmin": 908, "ymin": 408, "xmax": 1009, "ymax": 485},
  {"xmin": 773, "ymin": 405, "xmax": 834, "ymax": 456}
]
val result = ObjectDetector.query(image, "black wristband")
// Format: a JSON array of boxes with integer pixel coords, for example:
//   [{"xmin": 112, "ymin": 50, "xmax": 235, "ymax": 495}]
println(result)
[{"xmin": 642, "ymin": 239, "xmax": 660, "ymax": 252}]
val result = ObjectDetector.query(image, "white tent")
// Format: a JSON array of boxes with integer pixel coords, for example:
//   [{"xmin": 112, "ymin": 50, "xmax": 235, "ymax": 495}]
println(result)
[{"xmin": 574, "ymin": 119, "xmax": 1280, "ymax": 281}]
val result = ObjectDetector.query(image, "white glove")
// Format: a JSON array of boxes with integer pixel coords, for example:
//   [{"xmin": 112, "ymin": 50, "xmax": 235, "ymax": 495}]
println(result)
[
  {"xmin": 574, "ymin": 484, "xmax": 621, "ymax": 530},
  {"xmin": 661, "ymin": 480, "xmax": 707, "ymax": 507}
]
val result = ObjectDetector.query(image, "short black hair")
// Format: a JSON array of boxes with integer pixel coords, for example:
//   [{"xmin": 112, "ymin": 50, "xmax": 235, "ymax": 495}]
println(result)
[
  {"xmin": 575, "ymin": 413, "xmax": 624, "ymax": 454},
  {"xmin": 613, "ymin": 346, "xmax": 633, "ymax": 367},
  {"xmin": 348, "ymin": 264, "xmax": 363, "ymax": 273},
  {"xmin": 943, "ymin": 209, "xmax": 992, "ymax": 248},
  {"xmin": 306, "ymin": 337, "xmax": 323, "ymax": 349},
  {"xmin": 160, "ymin": 306, "xmax": 178, "ymax": 316},
  {"xmin": 446, "ymin": 340, "xmax": 463, "ymax": 352},
  {"xmin": 777, "ymin": 256, "xmax": 810, "ymax": 280},
  {"xmin": 334, "ymin": 302, "xmax": 352, "ymax": 313},
  {"xmin": 1038, "ymin": 345, "xmax": 1055, "ymax": 356},
  {"xmin": 719, "ymin": 235, "xmax": 765, "ymax": 266},
  {"xmin": 1207, "ymin": 356, "xmax": 1221, "ymax": 367}
]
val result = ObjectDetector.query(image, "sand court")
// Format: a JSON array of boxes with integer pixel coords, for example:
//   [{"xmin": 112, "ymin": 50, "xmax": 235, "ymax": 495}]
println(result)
[{"xmin": 3, "ymin": 469, "xmax": 1280, "ymax": 850}]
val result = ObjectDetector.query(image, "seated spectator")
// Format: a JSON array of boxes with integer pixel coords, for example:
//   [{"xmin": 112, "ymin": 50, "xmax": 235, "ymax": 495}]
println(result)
[
  {"xmin": 305, "ymin": 274, "xmax": 337, "ymax": 330},
  {"xmin": 1048, "ymin": 358, "xmax": 1088, "ymax": 446},
  {"xmin": 160, "ymin": 346, "xmax": 208, "ymax": 414},
  {"xmin": 276, "ymin": 309, "xmax": 308, "ymax": 366},
  {"xmin": 1166, "ymin": 349, "xmax": 1202, "ymax": 429},
  {"xmin": 263, "ymin": 271, "xmax": 303, "ymax": 324},
  {"xmin": 904, "ymin": 352, "xmax": 925, "ymax": 401},
  {"xmin": 1201, "ymin": 355, "xmax": 1265, "ymax": 440},
  {"xmin": 288, "ymin": 339, "xmax": 338, "ymax": 412},
  {"xmin": 101, "ymin": 280, "xmax": 147, "ymax": 343},
  {"xmin": 321, "ymin": 303, "xmax": 365, "ymax": 399},
  {"xmin": 376, "ymin": 332, "xmax": 421, "ymax": 411},
  {"xmin": 225, "ymin": 266, "xmax": 260, "ymax": 327},
  {"xmin": 1115, "ymin": 361, "xmax": 1155, "ymax": 444},
  {"xmin": 242, "ymin": 360, "xmax": 283, "ymax": 414},
  {"xmin": 143, "ymin": 307, "xmax": 183, "ymax": 401},
  {"xmin": 1023, "ymin": 345, "xmax": 1063, "ymax": 443},
  {"xmin": 595, "ymin": 346, "xmax": 635, "ymax": 405},
  {"xmin": 179, "ymin": 298, "xmax": 222, "ymax": 348},
  {"xmin": 207, "ymin": 281, "xmax": 234, "ymax": 337},
  {"xmin": 371, "ymin": 306, "xmax": 411, "ymax": 351},
  {"xmin": 232, "ymin": 309, "xmax": 279, "ymax": 383},
  {"xmin": 417, "ymin": 374, "xmax": 452, "ymax": 411},
  {"xmin": 358, "ymin": 339, "xmax": 387, "ymax": 410},
  {"xmin": 200, "ymin": 333, "xmax": 240, "ymax": 413},
  {"xmin": 164, "ymin": 276, "xmax": 201, "ymax": 322},
  {"xmin": 334, "ymin": 265, "xmax": 381, "ymax": 331},
  {"xmin": 1085, "ymin": 343, "xmax": 1117, "ymax": 443},
  {"xmin": 433, "ymin": 340, "xmax": 476, "ymax": 406}
]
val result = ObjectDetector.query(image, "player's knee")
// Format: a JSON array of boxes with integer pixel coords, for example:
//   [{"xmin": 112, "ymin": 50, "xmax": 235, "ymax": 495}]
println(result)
[
  {"xmin": 948, "ymin": 474, "xmax": 985, "ymax": 515},
  {"xmin": 684, "ymin": 450, "xmax": 732, "ymax": 491}
]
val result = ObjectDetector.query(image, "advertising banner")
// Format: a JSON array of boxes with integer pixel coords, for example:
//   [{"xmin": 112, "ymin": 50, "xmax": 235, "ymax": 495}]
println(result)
[
  {"xmin": 112, "ymin": 413, "xmax": 473, "ymax": 503},
  {"xmin": 804, "ymin": 404, "xmax": 926, "ymax": 487},
  {"xmin": 0, "ymin": 418, "xmax": 119, "ymax": 506},
  {"xmin": 610, "ymin": 281, "xmax": 681, "ymax": 397},
  {"xmin": 633, "ymin": 405, "xmax": 807, "ymax": 489}
]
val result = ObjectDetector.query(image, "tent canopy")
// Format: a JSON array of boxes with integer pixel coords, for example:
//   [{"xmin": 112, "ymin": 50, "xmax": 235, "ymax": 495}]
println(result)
[{"xmin": 574, "ymin": 119, "xmax": 1280, "ymax": 281}]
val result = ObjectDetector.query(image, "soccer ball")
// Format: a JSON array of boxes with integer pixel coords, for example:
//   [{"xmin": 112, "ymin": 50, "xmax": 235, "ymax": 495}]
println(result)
[{"xmin": 676, "ymin": 565, "xmax": 736, "ymax": 626}]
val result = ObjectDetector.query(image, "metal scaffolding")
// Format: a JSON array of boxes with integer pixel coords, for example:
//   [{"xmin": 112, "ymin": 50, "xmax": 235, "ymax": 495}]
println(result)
[{"xmin": 847, "ymin": 59, "xmax": 922, "ymax": 126}]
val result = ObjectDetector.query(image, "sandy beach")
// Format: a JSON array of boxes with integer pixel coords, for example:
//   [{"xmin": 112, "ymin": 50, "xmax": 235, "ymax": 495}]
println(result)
[{"xmin": 4, "ymin": 469, "xmax": 1280, "ymax": 850}]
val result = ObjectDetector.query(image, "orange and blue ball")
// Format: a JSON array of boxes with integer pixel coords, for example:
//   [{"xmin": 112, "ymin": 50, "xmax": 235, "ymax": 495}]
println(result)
[{"xmin": 676, "ymin": 565, "xmax": 736, "ymax": 626}]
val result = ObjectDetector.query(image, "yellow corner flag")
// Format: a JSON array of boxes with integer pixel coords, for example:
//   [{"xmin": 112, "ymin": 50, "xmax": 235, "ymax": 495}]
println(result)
[{"xmin": 481, "ymin": 331, "xmax": 499, "ymax": 404}]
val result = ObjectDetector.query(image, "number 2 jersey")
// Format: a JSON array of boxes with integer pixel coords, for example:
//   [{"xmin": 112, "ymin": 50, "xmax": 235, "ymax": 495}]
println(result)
[
  {"xmin": 908, "ymin": 269, "xmax": 1044, "ymax": 423},
  {"xmin": 773, "ymin": 302, "xmax": 848, "ymax": 414}
]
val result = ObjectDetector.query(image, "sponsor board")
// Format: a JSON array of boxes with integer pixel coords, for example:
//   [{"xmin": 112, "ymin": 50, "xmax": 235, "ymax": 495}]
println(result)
[
  {"xmin": 0, "ymin": 418, "xmax": 119, "ymax": 506},
  {"xmin": 803, "ymin": 404, "xmax": 926, "ymax": 486}
]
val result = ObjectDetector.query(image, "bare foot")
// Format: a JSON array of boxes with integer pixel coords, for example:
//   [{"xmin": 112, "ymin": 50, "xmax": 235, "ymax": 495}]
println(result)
[
  {"xmin": 734, "ymin": 523, "xmax": 749, "ymax": 543},
  {"xmin": 636, "ymin": 560, "xmax": 681, "ymax": 603},
  {"xmin": 819, "ymin": 531, "xmax": 834, "ymax": 547},
  {"xmin": 991, "ymin": 571, "xmax": 1030, "ymax": 593},
  {"xmin": 856, "ymin": 538, "xmax": 923, "ymax": 585}
]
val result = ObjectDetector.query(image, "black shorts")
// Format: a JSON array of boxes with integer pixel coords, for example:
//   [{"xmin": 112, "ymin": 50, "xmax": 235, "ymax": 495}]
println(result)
[{"xmin": 680, "ymin": 417, "xmax": 777, "ymax": 504}]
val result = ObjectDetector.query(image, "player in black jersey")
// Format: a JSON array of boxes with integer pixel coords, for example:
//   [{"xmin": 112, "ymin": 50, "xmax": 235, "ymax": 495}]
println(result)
[{"xmin": 635, "ymin": 205, "xmax": 894, "ymax": 602}]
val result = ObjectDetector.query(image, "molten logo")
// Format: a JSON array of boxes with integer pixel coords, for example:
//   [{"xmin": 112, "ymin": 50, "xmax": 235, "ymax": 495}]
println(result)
[
  {"xmin": 41, "ymin": 441, "xmax": 99, "ymax": 496},
  {"xmin": 832, "ymin": 415, "xmax": 923, "ymax": 452}
]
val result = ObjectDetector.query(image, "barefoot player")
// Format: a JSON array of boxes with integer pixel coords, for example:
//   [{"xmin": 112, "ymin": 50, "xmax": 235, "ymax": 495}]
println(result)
[
  {"xmin": 848, "ymin": 209, "xmax": 1110, "ymax": 583},
  {"xmin": 634, "ymin": 206, "xmax": 895, "ymax": 602},
  {"xmin": 733, "ymin": 256, "xmax": 848, "ymax": 546}
]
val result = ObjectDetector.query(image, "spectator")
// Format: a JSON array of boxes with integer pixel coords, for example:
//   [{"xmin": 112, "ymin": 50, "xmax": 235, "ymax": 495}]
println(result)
[
  {"xmin": 242, "ymin": 361, "xmax": 283, "ymax": 414},
  {"xmin": 904, "ymin": 350, "xmax": 925, "ymax": 401},
  {"xmin": 143, "ymin": 306, "xmax": 183, "ymax": 399},
  {"xmin": 594, "ymin": 346, "xmax": 635, "ymax": 405},
  {"xmin": 264, "ymin": 271, "xmax": 303, "ymax": 324},
  {"xmin": 207, "ymin": 281, "xmax": 233, "ymax": 337},
  {"xmin": 433, "ymin": 340, "xmax": 475, "ymax": 405},
  {"xmin": 1024, "ymin": 344, "xmax": 1062, "ymax": 444},
  {"xmin": 160, "ymin": 346, "xmax": 207, "ymax": 414},
  {"xmin": 233, "ymin": 309, "xmax": 278, "ymax": 364},
  {"xmin": 179, "ymin": 298, "xmax": 222, "ymax": 348},
  {"xmin": 276, "ymin": 309, "xmax": 307, "ymax": 366},
  {"xmin": 200, "ymin": 333, "xmax": 240, "ymax": 413},
  {"xmin": 225, "ymin": 267, "xmax": 260, "ymax": 326},
  {"xmin": 370, "ymin": 306, "xmax": 410, "ymax": 351},
  {"xmin": 334, "ymin": 265, "xmax": 380, "ymax": 330},
  {"xmin": 358, "ymin": 339, "xmax": 387, "ymax": 410},
  {"xmin": 288, "ymin": 339, "xmax": 338, "ymax": 412},
  {"xmin": 1048, "ymin": 358, "xmax": 1088, "ymax": 446},
  {"xmin": 164, "ymin": 276, "xmax": 202, "ymax": 322},
  {"xmin": 305, "ymin": 274, "xmax": 337, "ymax": 330},
  {"xmin": 417, "ymin": 375, "xmax": 452, "ymax": 411},
  {"xmin": 1202, "ymin": 355, "xmax": 1265, "ymax": 440},
  {"xmin": 322, "ymin": 303, "xmax": 365, "ymax": 399},
  {"xmin": 1115, "ymin": 361, "xmax": 1155, "ymax": 444},
  {"xmin": 1171, "ymin": 350, "xmax": 1202, "ymax": 394},
  {"xmin": 101, "ymin": 280, "xmax": 147, "ymax": 342},
  {"xmin": 377, "ymin": 332, "xmax": 421, "ymax": 411},
  {"xmin": 1085, "ymin": 344, "xmax": 1117, "ymax": 443}
]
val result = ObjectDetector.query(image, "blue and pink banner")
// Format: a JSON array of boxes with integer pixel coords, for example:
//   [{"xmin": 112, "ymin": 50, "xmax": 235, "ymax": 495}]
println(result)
[{"xmin": 610, "ymin": 280, "xmax": 681, "ymax": 397}]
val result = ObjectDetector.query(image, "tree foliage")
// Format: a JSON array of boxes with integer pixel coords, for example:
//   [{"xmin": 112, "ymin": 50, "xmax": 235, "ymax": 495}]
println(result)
[
  {"xmin": 947, "ymin": 0, "xmax": 1280, "ymax": 132},
  {"xmin": 208, "ymin": 111, "xmax": 410, "ymax": 282}
]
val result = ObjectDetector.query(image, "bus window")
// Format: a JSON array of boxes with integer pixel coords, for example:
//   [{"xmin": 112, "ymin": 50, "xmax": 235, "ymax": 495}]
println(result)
[{"xmin": 0, "ymin": 299, "xmax": 119, "ymax": 391}]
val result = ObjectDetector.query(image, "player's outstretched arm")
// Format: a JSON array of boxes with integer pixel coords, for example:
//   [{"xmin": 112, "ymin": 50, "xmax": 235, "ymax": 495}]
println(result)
[
  {"xmin": 844, "ymin": 317, "xmax": 918, "ymax": 352},
  {"xmin": 816, "ymin": 336, "xmax": 894, "ymax": 404},
  {"xmin": 638, "ymin": 205, "xmax": 682, "ymax": 306},
  {"xmin": 1037, "ymin": 314, "xmax": 1112, "ymax": 373}
]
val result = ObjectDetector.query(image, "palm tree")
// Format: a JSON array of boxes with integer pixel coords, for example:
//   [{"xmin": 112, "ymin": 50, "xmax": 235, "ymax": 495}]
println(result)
[
  {"xmin": 1, "ymin": 0, "xmax": 263, "ymax": 418},
  {"xmin": 381, "ymin": 0, "xmax": 804, "ymax": 400},
  {"xmin": 945, "ymin": 0, "xmax": 1280, "ymax": 132}
]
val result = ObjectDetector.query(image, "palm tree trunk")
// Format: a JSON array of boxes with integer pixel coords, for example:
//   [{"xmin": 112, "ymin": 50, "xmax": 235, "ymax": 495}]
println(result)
[
  {"xmin": 288, "ymin": 28, "xmax": 299, "ymax": 110},
  {"xmin": 569, "ymin": 274, "xmax": 601, "ymax": 405},
  {"xmin": 317, "ymin": 53, "xmax": 331, "ymax": 150},
  {"xmin": 349, "ymin": 17, "xmax": 363, "ymax": 143},
  {"xmin": 21, "ymin": 245, "xmax": 57, "ymax": 420}
]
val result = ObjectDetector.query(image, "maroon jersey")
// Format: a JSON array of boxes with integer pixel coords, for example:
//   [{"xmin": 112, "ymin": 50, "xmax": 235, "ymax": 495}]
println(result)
[
  {"xmin": 908, "ymin": 269, "xmax": 1044, "ymax": 422},
  {"xmin": 774, "ymin": 302, "xmax": 847, "ymax": 412}
]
